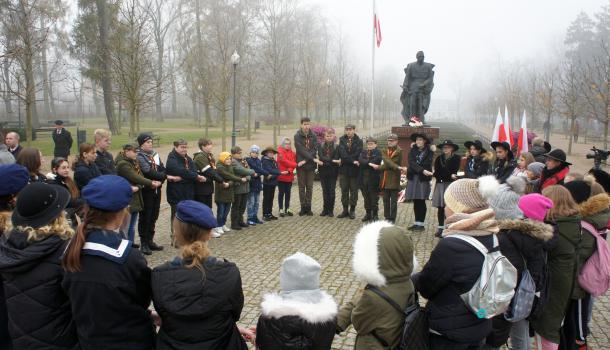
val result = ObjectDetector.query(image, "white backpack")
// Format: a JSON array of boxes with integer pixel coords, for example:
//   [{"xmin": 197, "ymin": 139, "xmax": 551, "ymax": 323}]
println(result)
[{"xmin": 449, "ymin": 234, "xmax": 518, "ymax": 319}]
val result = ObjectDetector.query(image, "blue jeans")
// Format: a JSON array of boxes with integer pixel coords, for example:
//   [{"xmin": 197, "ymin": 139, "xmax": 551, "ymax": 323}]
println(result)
[
  {"xmin": 127, "ymin": 212, "xmax": 139, "ymax": 241},
  {"xmin": 216, "ymin": 202, "xmax": 232, "ymax": 227},
  {"xmin": 247, "ymin": 192, "xmax": 261, "ymax": 221}
]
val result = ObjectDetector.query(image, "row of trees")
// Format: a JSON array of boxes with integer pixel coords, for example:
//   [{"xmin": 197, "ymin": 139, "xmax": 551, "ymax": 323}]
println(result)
[
  {"xmin": 0, "ymin": 0, "xmax": 401, "ymax": 148},
  {"xmin": 467, "ymin": 3, "xmax": 609, "ymax": 154}
]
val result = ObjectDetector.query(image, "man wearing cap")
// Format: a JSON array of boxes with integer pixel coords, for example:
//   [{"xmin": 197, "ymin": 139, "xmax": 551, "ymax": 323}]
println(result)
[
  {"xmin": 137, "ymin": 133, "xmax": 181, "ymax": 254},
  {"xmin": 193, "ymin": 138, "xmax": 226, "ymax": 208},
  {"xmin": 0, "ymin": 163, "xmax": 29, "ymax": 350},
  {"xmin": 539, "ymin": 149, "xmax": 571, "ymax": 191},
  {"xmin": 378, "ymin": 134, "xmax": 404, "ymax": 223},
  {"xmin": 317, "ymin": 128, "xmax": 341, "ymax": 217},
  {"xmin": 116, "ymin": 144, "xmax": 162, "ymax": 253},
  {"xmin": 230, "ymin": 146, "xmax": 255, "ymax": 230},
  {"xmin": 246, "ymin": 145, "xmax": 269, "ymax": 225},
  {"xmin": 166, "ymin": 139, "xmax": 206, "ymax": 239},
  {"xmin": 5, "ymin": 132, "xmax": 22, "ymax": 159},
  {"xmin": 52, "ymin": 120, "xmax": 73, "ymax": 158},
  {"xmin": 358, "ymin": 136, "xmax": 383, "ymax": 222},
  {"xmin": 337, "ymin": 124, "xmax": 363, "ymax": 219},
  {"xmin": 491, "ymin": 141, "xmax": 517, "ymax": 184},
  {"xmin": 294, "ymin": 117, "xmax": 321, "ymax": 216},
  {"xmin": 94, "ymin": 128, "xmax": 116, "ymax": 175}
]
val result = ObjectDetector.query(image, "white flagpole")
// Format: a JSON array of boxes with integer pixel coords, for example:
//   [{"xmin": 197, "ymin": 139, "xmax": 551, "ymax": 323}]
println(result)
[{"xmin": 370, "ymin": 0, "xmax": 375, "ymax": 136}]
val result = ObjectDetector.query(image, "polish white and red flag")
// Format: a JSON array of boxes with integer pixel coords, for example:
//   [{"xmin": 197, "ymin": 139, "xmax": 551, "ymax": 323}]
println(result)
[
  {"xmin": 517, "ymin": 110, "xmax": 529, "ymax": 155},
  {"xmin": 492, "ymin": 108, "xmax": 506, "ymax": 143},
  {"xmin": 374, "ymin": 5, "xmax": 382, "ymax": 47},
  {"xmin": 504, "ymin": 105, "xmax": 513, "ymax": 146}
]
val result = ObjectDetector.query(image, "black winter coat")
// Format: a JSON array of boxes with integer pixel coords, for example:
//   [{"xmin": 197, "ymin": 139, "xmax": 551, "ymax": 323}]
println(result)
[
  {"xmin": 53, "ymin": 128, "xmax": 73, "ymax": 158},
  {"xmin": 74, "ymin": 160, "xmax": 102, "ymax": 190},
  {"xmin": 95, "ymin": 150, "xmax": 116, "ymax": 175},
  {"xmin": 151, "ymin": 257, "xmax": 247, "ymax": 350},
  {"xmin": 294, "ymin": 129, "xmax": 319, "ymax": 171},
  {"xmin": 358, "ymin": 148, "xmax": 382, "ymax": 189},
  {"xmin": 137, "ymin": 150, "xmax": 167, "ymax": 197},
  {"xmin": 485, "ymin": 219, "xmax": 555, "ymax": 347},
  {"xmin": 261, "ymin": 156, "xmax": 281, "ymax": 187},
  {"xmin": 165, "ymin": 150, "xmax": 198, "ymax": 205},
  {"xmin": 246, "ymin": 157, "xmax": 268, "ymax": 193},
  {"xmin": 413, "ymin": 230, "xmax": 495, "ymax": 344},
  {"xmin": 406, "ymin": 145, "xmax": 433, "ymax": 182},
  {"xmin": 433, "ymin": 154, "xmax": 461, "ymax": 183},
  {"xmin": 0, "ymin": 232, "xmax": 78, "ymax": 350},
  {"xmin": 62, "ymin": 230, "xmax": 155, "ymax": 350},
  {"xmin": 338, "ymin": 135, "xmax": 363, "ymax": 177},
  {"xmin": 492, "ymin": 159, "xmax": 517, "ymax": 184},
  {"xmin": 318, "ymin": 141, "xmax": 339, "ymax": 178},
  {"xmin": 464, "ymin": 155, "xmax": 490, "ymax": 179},
  {"xmin": 256, "ymin": 292, "xmax": 337, "ymax": 350}
]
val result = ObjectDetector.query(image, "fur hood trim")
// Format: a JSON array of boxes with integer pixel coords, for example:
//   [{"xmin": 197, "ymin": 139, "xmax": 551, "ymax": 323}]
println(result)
[
  {"xmin": 580, "ymin": 193, "xmax": 610, "ymax": 218},
  {"xmin": 499, "ymin": 218, "xmax": 554, "ymax": 241},
  {"xmin": 352, "ymin": 221, "xmax": 394, "ymax": 286},
  {"xmin": 260, "ymin": 291, "xmax": 337, "ymax": 323}
]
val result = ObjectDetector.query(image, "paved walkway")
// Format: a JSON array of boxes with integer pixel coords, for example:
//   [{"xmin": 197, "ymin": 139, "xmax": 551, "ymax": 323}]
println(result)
[{"xmin": 145, "ymin": 184, "xmax": 610, "ymax": 349}]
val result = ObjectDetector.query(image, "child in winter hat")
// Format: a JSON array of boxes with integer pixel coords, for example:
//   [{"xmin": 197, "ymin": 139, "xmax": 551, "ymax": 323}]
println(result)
[
  {"xmin": 443, "ymin": 175, "xmax": 499, "ymax": 214},
  {"xmin": 518, "ymin": 194, "xmax": 554, "ymax": 222},
  {"xmin": 257, "ymin": 252, "xmax": 337, "ymax": 349},
  {"xmin": 487, "ymin": 176, "xmax": 526, "ymax": 220}
]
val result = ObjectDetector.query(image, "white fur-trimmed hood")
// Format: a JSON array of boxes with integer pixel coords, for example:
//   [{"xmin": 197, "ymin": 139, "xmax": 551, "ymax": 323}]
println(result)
[
  {"xmin": 352, "ymin": 221, "xmax": 419, "ymax": 287},
  {"xmin": 260, "ymin": 291, "xmax": 337, "ymax": 323}
]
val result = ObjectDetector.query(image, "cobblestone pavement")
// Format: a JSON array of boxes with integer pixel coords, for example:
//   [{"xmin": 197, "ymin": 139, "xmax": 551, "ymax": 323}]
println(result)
[{"xmin": 145, "ymin": 184, "xmax": 610, "ymax": 349}]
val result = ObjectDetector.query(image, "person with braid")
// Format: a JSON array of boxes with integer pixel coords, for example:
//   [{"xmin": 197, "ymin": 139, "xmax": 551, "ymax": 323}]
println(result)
[{"xmin": 151, "ymin": 200, "xmax": 253, "ymax": 349}]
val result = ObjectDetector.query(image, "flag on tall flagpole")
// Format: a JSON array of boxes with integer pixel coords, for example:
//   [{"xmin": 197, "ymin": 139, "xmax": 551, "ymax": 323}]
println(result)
[
  {"xmin": 492, "ymin": 108, "xmax": 503, "ymax": 142},
  {"xmin": 374, "ymin": 4, "xmax": 382, "ymax": 47},
  {"xmin": 517, "ymin": 110, "xmax": 529, "ymax": 156},
  {"xmin": 504, "ymin": 105, "xmax": 513, "ymax": 146}
]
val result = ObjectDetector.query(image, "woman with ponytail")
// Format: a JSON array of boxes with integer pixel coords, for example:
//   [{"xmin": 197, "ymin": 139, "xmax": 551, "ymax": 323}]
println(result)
[
  {"xmin": 61, "ymin": 175, "xmax": 155, "ymax": 350},
  {"xmin": 151, "ymin": 200, "xmax": 252, "ymax": 349},
  {"xmin": 47, "ymin": 157, "xmax": 85, "ymax": 225}
]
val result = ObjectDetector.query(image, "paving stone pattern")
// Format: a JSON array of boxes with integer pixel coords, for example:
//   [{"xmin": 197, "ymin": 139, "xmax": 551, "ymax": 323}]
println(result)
[{"xmin": 146, "ymin": 184, "xmax": 610, "ymax": 349}]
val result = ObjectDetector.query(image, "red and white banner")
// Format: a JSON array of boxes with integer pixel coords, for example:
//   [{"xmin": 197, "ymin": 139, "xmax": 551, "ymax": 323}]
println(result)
[
  {"xmin": 374, "ymin": 6, "xmax": 382, "ymax": 47},
  {"xmin": 517, "ymin": 110, "xmax": 529, "ymax": 156},
  {"xmin": 504, "ymin": 105, "xmax": 513, "ymax": 146},
  {"xmin": 492, "ymin": 108, "xmax": 503, "ymax": 142}
]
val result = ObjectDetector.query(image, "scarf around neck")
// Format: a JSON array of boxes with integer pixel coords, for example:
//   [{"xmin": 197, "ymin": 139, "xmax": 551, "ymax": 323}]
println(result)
[{"xmin": 442, "ymin": 208, "xmax": 499, "ymax": 237}]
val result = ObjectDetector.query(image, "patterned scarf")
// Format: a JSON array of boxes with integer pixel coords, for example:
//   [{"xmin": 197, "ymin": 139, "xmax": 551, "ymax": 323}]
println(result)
[
  {"xmin": 347, "ymin": 137, "xmax": 353, "ymax": 152},
  {"xmin": 416, "ymin": 148, "xmax": 427, "ymax": 165}
]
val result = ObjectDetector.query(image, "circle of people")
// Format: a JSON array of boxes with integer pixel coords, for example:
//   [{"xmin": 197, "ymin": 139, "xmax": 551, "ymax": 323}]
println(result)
[{"xmin": 1, "ymin": 117, "xmax": 609, "ymax": 350}]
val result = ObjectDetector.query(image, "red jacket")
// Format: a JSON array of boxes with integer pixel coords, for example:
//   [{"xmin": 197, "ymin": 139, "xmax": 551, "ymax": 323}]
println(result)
[{"xmin": 277, "ymin": 147, "xmax": 297, "ymax": 183}]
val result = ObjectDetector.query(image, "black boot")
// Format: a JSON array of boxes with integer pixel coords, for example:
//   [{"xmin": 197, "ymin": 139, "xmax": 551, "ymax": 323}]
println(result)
[
  {"xmin": 349, "ymin": 206, "xmax": 356, "ymax": 219},
  {"xmin": 149, "ymin": 241, "xmax": 164, "ymax": 251},
  {"xmin": 140, "ymin": 241, "xmax": 152, "ymax": 256},
  {"xmin": 298, "ymin": 207, "xmax": 306, "ymax": 216},
  {"xmin": 306, "ymin": 206, "xmax": 313, "ymax": 216},
  {"xmin": 372, "ymin": 209, "xmax": 379, "ymax": 222},
  {"xmin": 337, "ymin": 207, "xmax": 349, "ymax": 218},
  {"xmin": 361, "ymin": 211, "xmax": 371, "ymax": 222}
]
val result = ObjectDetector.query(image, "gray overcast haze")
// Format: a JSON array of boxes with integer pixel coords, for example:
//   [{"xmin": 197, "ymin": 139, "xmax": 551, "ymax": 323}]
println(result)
[{"xmin": 306, "ymin": 0, "xmax": 608, "ymax": 99}]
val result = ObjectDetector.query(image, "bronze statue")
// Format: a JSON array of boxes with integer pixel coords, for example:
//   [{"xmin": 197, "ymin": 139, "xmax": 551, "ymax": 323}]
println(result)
[{"xmin": 400, "ymin": 51, "xmax": 435, "ymax": 125}]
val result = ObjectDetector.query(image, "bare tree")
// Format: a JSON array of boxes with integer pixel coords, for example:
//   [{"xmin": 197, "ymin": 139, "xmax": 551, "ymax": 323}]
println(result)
[
  {"xmin": 260, "ymin": 0, "xmax": 296, "ymax": 146},
  {"xmin": 536, "ymin": 66, "xmax": 557, "ymax": 141},
  {"xmin": 579, "ymin": 41, "xmax": 610, "ymax": 149},
  {"xmin": 144, "ymin": 0, "xmax": 179, "ymax": 121},
  {"xmin": 557, "ymin": 59, "xmax": 582, "ymax": 155},
  {"xmin": 96, "ymin": 0, "xmax": 119, "ymax": 134},
  {"xmin": 111, "ymin": 0, "xmax": 158, "ymax": 136}
]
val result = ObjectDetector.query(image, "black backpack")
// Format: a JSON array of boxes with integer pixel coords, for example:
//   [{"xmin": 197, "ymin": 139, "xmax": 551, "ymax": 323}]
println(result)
[{"xmin": 365, "ymin": 285, "xmax": 429, "ymax": 350}]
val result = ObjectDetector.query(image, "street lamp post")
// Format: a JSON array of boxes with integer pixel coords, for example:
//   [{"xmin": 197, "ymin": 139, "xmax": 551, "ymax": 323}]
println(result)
[
  {"xmin": 231, "ymin": 50, "xmax": 240, "ymax": 148},
  {"xmin": 326, "ymin": 78, "xmax": 332, "ymax": 127}
]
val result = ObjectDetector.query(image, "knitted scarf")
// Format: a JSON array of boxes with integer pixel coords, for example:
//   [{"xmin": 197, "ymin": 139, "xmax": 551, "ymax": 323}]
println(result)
[{"xmin": 443, "ymin": 208, "xmax": 499, "ymax": 237}]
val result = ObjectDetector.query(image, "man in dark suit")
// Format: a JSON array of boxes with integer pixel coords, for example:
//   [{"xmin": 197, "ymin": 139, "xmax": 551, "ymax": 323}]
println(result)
[
  {"xmin": 52, "ymin": 120, "xmax": 73, "ymax": 158},
  {"xmin": 5, "ymin": 132, "xmax": 22, "ymax": 159}
]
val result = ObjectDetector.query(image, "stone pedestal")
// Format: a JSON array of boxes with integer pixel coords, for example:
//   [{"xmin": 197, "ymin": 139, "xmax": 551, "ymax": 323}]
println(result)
[{"xmin": 391, "ymin": 126, "xmax": 440, "ymax": 165}]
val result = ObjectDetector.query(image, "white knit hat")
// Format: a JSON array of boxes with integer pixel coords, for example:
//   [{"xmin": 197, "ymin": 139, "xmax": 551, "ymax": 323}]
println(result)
[
  {"xmin": 443, "ymin": 175, "xmax": 500, "ymax": 214},
  {"xmin": 488, "ymin": 176, "xmax": 525, "ymax": 220}
]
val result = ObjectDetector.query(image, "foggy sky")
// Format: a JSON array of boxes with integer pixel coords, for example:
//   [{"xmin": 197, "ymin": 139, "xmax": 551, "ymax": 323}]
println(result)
[{"xmin": 308, "ymin": 0, "xmax": 608, "ymax": 100}]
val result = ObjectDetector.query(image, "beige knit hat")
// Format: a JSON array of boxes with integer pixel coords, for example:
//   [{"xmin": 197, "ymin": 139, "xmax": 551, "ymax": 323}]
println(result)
[{"xmin": 443, "ymin": 175, "xmax": 500, "ymax": 214}]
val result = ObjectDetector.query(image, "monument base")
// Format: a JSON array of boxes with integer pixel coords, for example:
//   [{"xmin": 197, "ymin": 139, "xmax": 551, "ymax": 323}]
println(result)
[{"xmin": 392, "ymin": 125, "xmax": 440, "ymax": 165}]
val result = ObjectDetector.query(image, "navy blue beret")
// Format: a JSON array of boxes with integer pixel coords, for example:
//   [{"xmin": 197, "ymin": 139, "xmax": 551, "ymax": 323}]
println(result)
[
  {"xmin": 82, "ymin": 175, "xmax": 133, "ymax": 211},
  {"xmin": 176, "ymin": 200, "xmax": 218, "ymax": 229},
  {"xmin": 0, "ymin": 164, "xmax": 29, "ymax": 196}
]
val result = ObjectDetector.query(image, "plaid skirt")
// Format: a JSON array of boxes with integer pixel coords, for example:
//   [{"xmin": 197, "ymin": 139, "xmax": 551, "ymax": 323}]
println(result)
[
  {"xmin": 405, "ymin": 175, "xmax": 431, "ymax": 200},
  {"xmin": 432, "ymin": 181, "xmax": 450, "ymax": 208}
]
